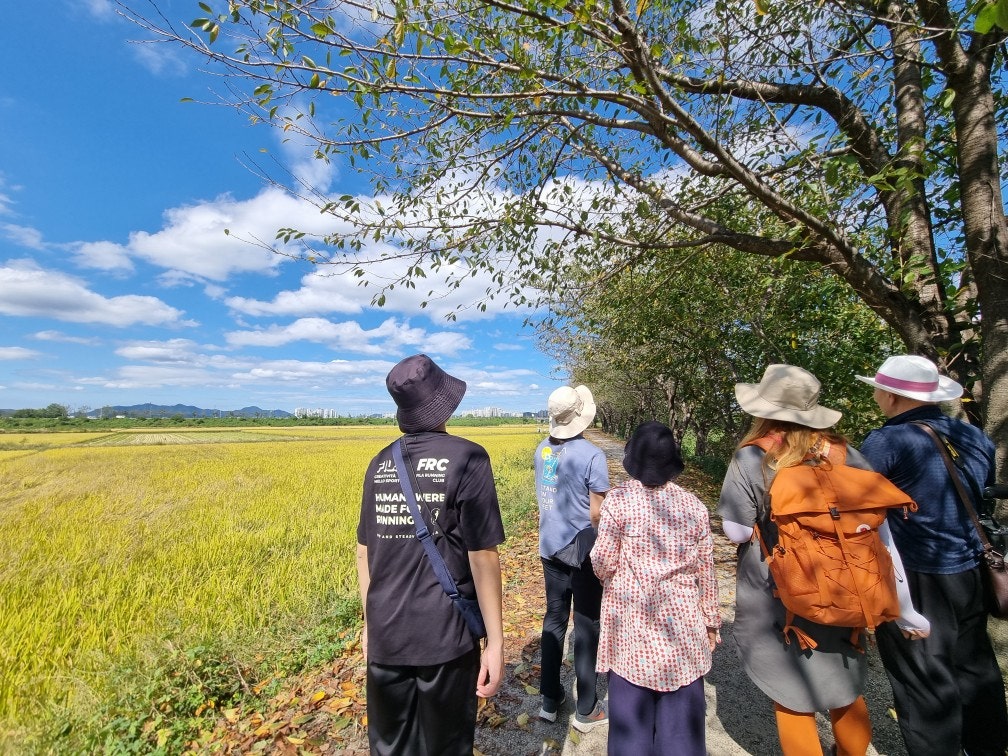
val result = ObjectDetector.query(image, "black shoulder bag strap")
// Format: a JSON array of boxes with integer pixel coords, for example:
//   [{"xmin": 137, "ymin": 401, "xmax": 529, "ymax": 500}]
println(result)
[
  {"xmin": 912, "ymin": 421, "xmax": 998, "ymax": 556},
  {"xmin": 390, "ymin": 438, "xmax": 466, "ymax": 605}
]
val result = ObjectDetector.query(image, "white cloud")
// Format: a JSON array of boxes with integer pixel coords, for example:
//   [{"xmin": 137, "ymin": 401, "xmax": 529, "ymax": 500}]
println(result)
[
  {"xmin": 227, "ymin": 260, "xmax": 519, "ymax": 323},
  {"xmin": 0, "ymin": 173, "xmax": 17, "ymax": 217},
  {"xmin": 81, "ymin": 0, "xmax": 116, "ymax": 20},
  {"xmin": 130, "ymin": 39, "xmax": 189, "ymax": 77},
  {"xmin": 33, "ymin": 330, "xmax": 101, "ymax": 346},
  {"xmin": 0, "ymin": 263, "xmax": 192, "ymax": 327},
  {"xmin": 115, "ymin": 339, "xmax": 209, "ymax": 364},
  {"xmin": 225, "ymin": 316, "xmax": 471, "ymax": 356},
  {"xmin": 237, "ymin": 358, "xmax": 394, "ymax": 384},
  {"xmin": 0, "ymin": 346, "xmax": 40, "ymax": 360},
  {"xmin": 69, "ymin": 178, "xmax": 536, "ymax": 321},
  {"xmin": 86, "ymin": 349, "xmax": 396, "ymax": 395},
  {"xmin": 125, "ymin": 187, "xmax": 331, "ymax": 280},
  {"xmin": 273, "ymin": 118, "xmax": 339, "ymax": 192},
  {"xmin": 1, "ymin": 223, "xmax": 45, "ymax": 250},
  {"xmin": 72, "ymin": 240, "xmax": 135, "ymax": 271},
  {"xmin": 225, "ymin": 272, "xmax": 364, "ymax": 317}
]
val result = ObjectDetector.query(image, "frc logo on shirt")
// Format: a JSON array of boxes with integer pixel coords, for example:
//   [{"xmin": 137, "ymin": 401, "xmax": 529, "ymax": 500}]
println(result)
[{"xmin": 416, "ymin": 457, "xmax": 449, "ymax": 472}]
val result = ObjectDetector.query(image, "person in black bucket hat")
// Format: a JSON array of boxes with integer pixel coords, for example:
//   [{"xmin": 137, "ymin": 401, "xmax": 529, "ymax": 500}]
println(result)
[
  {"xmin": 357, "ymin": 354, "xmax": 505, "ymax": 754},
  {"xmin": 386, "ymin": 353, "xmax": 467, "ymax": 433},
  {"xmin": 590, "ymin": 421, "xmax": 720, "ymax": 755},
  {"xmin": 621, "ymin": 420, "xmax": 685, "ymax": 486}
]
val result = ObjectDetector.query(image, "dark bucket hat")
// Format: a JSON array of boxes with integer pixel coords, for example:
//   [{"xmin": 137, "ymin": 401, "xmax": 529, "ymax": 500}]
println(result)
[
  {"xmin": 386, "ymin": 354, "xmax": 466, "ymax": 433},
  {"xmin": 622, "ymin": 421, "xmax": 684, "ymax": 487}
]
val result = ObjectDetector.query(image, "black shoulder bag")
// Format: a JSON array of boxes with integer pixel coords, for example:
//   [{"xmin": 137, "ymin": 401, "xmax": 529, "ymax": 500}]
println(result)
[{"xmin": 390, "ymin": 438, "xmax": 487, "ymax": 639}]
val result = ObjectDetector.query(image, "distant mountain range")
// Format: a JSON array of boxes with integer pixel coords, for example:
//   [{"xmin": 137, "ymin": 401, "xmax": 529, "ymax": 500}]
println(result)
[{"xmin": 85, "ymin": 403, "xmax": 294, "ymax": 419}]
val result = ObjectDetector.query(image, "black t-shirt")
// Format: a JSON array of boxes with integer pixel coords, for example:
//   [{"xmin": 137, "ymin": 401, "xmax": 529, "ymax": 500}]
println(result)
[{"xmin": 357, "ymin": 431, "xmax": 504, "ymax": 665}]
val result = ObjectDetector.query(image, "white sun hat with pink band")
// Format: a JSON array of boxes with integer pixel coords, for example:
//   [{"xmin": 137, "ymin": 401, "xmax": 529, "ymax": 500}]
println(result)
[{"xmin": 856, "ymin": 354, "xmax": 963, "ymax": 402}]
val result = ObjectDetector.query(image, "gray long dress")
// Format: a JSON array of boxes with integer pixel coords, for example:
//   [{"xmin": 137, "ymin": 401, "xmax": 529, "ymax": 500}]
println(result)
[{"xmin": 717, "ymin": 444, "xmax": 867, "ymax": 712}]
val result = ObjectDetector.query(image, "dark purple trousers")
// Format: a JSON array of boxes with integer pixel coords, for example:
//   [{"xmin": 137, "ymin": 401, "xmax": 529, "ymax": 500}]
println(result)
[{"xmin": 606, "ymin": 672, "xmax": 707, "ymax": 756}]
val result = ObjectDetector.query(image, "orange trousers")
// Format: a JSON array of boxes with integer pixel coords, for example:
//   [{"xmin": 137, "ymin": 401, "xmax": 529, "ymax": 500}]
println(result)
[{"xmin": 773, "ymin": 697, "xmax": 871, "ymax": 756}]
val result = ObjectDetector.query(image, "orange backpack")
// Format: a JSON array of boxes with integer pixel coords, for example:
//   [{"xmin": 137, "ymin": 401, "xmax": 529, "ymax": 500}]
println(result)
[{"xmin": 748, "ymin": 437, "xmax": 917, "ymax": 650}]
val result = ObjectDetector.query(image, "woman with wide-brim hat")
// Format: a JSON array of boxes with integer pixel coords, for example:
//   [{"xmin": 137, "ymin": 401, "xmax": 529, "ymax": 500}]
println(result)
[
  {"xmin": 717, "ymin": 364, "xmax": 929, "ymax": 756},
  {"xmin": 591, "ymin": 421, "xmax": 720, "ymax": 755}
]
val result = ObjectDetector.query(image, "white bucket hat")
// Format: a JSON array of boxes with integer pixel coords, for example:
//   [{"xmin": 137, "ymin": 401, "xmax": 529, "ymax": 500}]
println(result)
[
  {"xmin": 856, "ymin": 355, "xmax": 963, "ymax": 402},
  {"xmin": 548, "ymin": 385, "xmax": 597, "ymax": 439},
  {"xmin": 735, "ymin": 364, "xmax": 842, "ymax": 429}
]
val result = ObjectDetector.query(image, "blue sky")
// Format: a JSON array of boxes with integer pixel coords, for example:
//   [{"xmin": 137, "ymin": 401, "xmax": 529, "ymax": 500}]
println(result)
[{"xmin": 0, "ymin": 0, "xmax": 567, "ymax": 416}]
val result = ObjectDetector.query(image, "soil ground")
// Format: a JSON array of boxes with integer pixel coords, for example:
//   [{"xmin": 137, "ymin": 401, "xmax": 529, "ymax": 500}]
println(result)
[{"xmin": 199, "ymin": 429, "xmax": 1007, "ymax": 756}]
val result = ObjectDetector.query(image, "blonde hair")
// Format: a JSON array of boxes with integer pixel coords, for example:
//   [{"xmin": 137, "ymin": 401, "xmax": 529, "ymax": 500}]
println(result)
[{"xmin": 739, "ymin": 417, "xmax": 847, "ymax": 470}]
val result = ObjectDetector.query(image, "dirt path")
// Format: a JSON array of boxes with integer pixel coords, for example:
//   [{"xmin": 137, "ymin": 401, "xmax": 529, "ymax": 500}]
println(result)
[{"xmin": 202, "ymin": 429, "xmax": 911, "ymax": 755}]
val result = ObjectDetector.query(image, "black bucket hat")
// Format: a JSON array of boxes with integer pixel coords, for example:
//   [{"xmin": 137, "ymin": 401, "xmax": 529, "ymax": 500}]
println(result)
[
  {"xmin": 386, "ymin": 354, "xmax": 466, "ymax": 433},
  {"xmin": 622, "ymin": 421, "xmax": 684, "ymax": 487}
]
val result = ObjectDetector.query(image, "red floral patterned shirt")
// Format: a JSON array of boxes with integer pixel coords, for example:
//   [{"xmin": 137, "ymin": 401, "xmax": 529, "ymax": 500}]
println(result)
[{"xmin": 591, "ymin": 479, "xmax": 720, "ymax": 691}]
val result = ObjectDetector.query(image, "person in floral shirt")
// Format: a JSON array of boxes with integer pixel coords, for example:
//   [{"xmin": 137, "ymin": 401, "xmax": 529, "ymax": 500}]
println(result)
[{"xmin": 591, "ymin": 421, "xmax": 720, "ymax": 755}]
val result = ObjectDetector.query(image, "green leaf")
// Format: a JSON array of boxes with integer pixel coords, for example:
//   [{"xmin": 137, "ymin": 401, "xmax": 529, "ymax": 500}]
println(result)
[{"xmin": 972, "ymin": 0, "xmax": 1008, "ymax": 32}]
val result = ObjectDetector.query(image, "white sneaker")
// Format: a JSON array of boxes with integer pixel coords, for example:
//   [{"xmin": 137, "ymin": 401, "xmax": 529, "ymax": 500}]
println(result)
[{"xmin": 538, "ymin": 691, "xmax": 566, "ymax": 723}]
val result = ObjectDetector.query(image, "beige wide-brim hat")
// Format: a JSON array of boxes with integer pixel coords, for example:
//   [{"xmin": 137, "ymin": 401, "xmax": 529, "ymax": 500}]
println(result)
[
  {"xmin": 735, "ymin": 364, "xmax": 842, "ymax": 429},
  {"xmin": 856, "ymin": 354, "xmax": 963, "ymax": 402},
  {"xmin": 548, "ymin": 385, "xmax": 596, "ymax": 440}
]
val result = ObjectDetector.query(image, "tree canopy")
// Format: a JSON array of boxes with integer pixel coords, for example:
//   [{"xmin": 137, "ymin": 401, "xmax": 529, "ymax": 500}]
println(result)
[
  {"xmin": 538, "ymin": 237, "xmax": 897, "ymax": 464},
  {"xmin": 122, "ymin": 0, "xmax": 1008, "ymax": 474}
]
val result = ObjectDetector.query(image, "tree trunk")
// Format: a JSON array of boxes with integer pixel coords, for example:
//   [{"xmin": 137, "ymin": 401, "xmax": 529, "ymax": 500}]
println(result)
[{"xmin": 948, "ymin": 45, "xmax": 1008, "ymax": 490}]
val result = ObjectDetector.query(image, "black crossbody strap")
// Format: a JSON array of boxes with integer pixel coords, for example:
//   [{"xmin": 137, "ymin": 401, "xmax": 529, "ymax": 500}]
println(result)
[{"xmin": 390, "ymin": 438, "xmax": 462, "ymax": 600}]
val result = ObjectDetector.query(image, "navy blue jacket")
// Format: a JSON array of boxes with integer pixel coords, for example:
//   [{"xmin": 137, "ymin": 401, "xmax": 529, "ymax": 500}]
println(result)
[{"xmin": 860, "ymin": 405, "xmax": 994, "ymax": 574}]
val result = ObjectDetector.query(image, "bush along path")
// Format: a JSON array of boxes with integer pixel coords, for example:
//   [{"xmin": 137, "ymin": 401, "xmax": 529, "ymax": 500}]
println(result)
[{"xmin": 191, "ymin": 430, "xmax": 918, "ymax": 756}]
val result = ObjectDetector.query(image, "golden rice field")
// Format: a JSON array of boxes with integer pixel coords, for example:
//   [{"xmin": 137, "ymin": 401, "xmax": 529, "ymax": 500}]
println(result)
[{"xmin": 0, "ymin": 424, "xmax": 540, "ymax": 746}]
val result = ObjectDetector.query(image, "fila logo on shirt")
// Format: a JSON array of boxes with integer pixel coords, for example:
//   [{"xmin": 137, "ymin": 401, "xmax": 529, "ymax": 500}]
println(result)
[{"xmin": 416, "ymin": 457, "xmax": 449, "ymax": 472}]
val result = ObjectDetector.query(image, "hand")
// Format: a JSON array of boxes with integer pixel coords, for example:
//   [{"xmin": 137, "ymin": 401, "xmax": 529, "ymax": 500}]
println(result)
[
  {"xmin": 476, "ymin": 639, "xmax": 504, "ymax": 698},
  {"xmin": 707, "ymin": 627, "xmax": 720, "ymax": 652},
  {"xmin": 896, "ymin": 610, "xmax": 931, "ymax": 640}
]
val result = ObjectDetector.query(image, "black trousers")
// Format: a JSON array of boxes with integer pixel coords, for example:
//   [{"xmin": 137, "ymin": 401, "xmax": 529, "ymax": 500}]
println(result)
[
  {"xmin": 540, "ymin": 555, "xmax": 603, "ymax": 715},
  {"xmin": 365, "ymin": 646, "xmax": 480, "ymax": 756},
  {"xmin": 875, "ymin": 568, "xmax": 1008, "ymax": 756}
]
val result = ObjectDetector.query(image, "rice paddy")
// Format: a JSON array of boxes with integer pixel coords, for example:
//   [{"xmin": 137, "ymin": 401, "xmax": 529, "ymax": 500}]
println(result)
[{"xmin": 0, "ymin": 424, "xmax": 540, "ymax": 747}]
